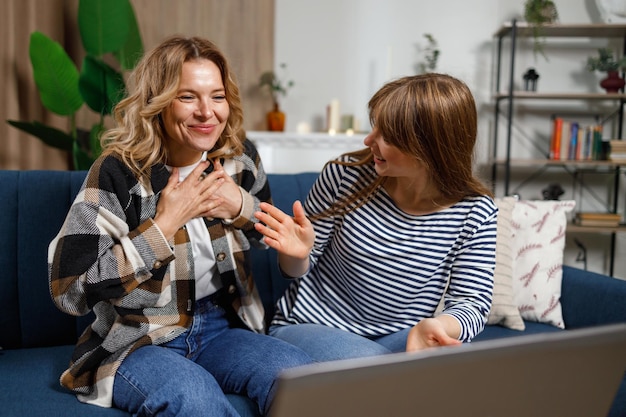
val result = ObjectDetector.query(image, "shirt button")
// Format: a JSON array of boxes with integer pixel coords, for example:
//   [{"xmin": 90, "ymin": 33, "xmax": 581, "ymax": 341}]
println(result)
[
  {"xmin": 153, "ymin": 260, "xmax": 162, "ymax": 269},
  {"xmin": 228, "ymin": 285, "xmax": 236, "ymax": 294},
  {"xmin": 217, "ymin": 252, "xmax": 226, "ymax": 261}
]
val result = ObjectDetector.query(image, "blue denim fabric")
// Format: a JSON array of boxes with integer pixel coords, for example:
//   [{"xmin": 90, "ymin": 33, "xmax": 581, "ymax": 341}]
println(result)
[
  {"xmin": 269, "ymin": 323, "xmax": 412, "ymax": 362},
  {"xmin": 113, "ymin": 295, "xmax": 312, "ymax": 417}
]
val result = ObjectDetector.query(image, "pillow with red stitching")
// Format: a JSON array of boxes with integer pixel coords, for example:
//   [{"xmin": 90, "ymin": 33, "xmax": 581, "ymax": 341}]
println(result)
[{"xmin": 510, "ymin": 200, "xmax": 576, "ymax": 329}]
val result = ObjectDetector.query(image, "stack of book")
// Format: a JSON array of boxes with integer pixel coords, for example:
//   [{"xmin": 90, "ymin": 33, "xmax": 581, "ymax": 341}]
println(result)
[
  {"xmin": 574, "ymin": 212, "xmax": 622, "ymax": 227},
  {"xmin": 549, "ymin": 118, "xmax": 606, "ymax": 161},
  {"xmin": 608, "ymin": 140, "xmax": 626, "ymax": 163}
]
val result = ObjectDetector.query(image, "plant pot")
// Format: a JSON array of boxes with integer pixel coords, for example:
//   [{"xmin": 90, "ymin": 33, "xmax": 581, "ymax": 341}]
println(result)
[
  {"xmin": 267, "ymin": 102, "xmax": 286, "ymax": 131},
  {"xmin": 600, "ymin": 70, "xmax": 625, "ymax": 93}
]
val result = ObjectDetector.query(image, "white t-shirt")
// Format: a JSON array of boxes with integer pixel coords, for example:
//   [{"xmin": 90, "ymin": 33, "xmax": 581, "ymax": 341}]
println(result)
[{"xmin": 166, "ymin": 153, "xmax": 221, "ymax": 300}]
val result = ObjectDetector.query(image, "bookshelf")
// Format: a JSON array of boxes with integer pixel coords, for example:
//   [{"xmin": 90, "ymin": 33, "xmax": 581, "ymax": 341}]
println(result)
[{"xmin": 491, "ymin": 20, "xmax": 626, "ymax": 276}]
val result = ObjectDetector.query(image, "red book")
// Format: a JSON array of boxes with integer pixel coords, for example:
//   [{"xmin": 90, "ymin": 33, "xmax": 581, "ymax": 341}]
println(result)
[{"xmin": 550, "ymin": 118, "xmax": 563, "ymax": 160}]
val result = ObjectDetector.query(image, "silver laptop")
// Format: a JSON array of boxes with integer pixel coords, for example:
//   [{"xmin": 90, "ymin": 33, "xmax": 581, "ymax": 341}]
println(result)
[{"xmin": 271, "ymin": 323, "xmax": 626, "ymax": 417}]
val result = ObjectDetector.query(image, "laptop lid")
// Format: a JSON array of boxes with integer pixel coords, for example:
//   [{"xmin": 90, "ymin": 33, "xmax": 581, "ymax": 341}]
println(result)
[{"xmin": 271, "ymin": 323, "xmax": 626, "ymax": 417}]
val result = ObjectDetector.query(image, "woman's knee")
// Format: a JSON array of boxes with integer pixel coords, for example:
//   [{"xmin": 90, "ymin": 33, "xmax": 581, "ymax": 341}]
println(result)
[
  {"xmin": 270, "ymin": 324, "xmax": 391, "ymax": 362},
  {"xmin": 113, "ymin": 345, "xmax": 238, "ymax": 417}
]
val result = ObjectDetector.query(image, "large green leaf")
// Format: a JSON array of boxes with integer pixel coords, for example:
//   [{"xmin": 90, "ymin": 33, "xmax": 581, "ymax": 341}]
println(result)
[
  {"xmin": 78, "ymin": 0, "xmax": 132, "ymax": 56},
  {"xmin": 89, "ymin": 122, "xmax": 104, "ymax": 159},
  {"xmin": 79, "ymin": 55, "xmax": 126, "ymax": 115},
  {"xmin": 114, "ymin": 3, "xmax": 144, "ymax": 71},
  {"xmin": 7, "ymin": 120, "xmax": 74, "ymax": 151},
  {"xmin": 72, "ymin": 140, "xmax": 95, "ymax": 170},
  {"xmin": 29, "ymin": 32, "xmax": 83, "ymax": 116}
]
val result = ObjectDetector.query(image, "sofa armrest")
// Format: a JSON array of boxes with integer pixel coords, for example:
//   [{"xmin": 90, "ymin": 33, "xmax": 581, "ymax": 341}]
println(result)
[{"xmin": 561, "ymin": 266, "xmax": 626, "ymax": 329}]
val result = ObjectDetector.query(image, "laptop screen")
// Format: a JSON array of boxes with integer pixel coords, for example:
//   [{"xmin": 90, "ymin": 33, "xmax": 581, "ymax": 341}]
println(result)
[{"xmin": 272, "ymin": 323, "xmax": 626, "ymax": 417}]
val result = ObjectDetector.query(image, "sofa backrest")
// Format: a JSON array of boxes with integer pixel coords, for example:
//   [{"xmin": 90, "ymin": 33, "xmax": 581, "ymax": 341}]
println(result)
[{"xmin": 0, "ymin": 169, "xmax": 318, "ymax": 349}]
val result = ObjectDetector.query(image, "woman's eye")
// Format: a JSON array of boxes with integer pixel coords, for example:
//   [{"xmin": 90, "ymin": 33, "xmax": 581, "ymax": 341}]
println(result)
[
  {"xmin": 213, "ymin": 95, "xmax": 226, "ymax": 101},
  {"xmin": 176, "ymin": 95, "xmax": 196, "ymax": 103}
]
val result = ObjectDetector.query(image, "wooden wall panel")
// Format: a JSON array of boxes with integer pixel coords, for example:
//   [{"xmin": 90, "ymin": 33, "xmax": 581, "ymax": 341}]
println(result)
[
  {"xmin": 0, "ymin": 0, "xmax": 274, "ymax": 170},
  {"xmin": 0, "ymin": 0, "xmax": 70, "ymax": 170}
]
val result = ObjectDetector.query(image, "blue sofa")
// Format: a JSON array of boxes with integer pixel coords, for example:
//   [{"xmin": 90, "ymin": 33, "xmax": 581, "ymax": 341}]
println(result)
[{"xmin": 1, "ymin": 169, "xmax": 625, "ymax": 417}]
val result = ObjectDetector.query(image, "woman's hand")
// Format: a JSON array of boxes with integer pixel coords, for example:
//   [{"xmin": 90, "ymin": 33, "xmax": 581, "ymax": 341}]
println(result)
[
  {"xmin": 154, "ymin": 160, "xmax": 230, "ymax": 240},
  {"xmin": 254, "ymin": 200, "xmax": 315, "ymax": 277},
  {"xmin": 406, "ymin": 317, "xmax": 462, "ymax": 352},
  {"xmin": 205, "ymin": 159, "xmax": 243, "ymax": 221}
]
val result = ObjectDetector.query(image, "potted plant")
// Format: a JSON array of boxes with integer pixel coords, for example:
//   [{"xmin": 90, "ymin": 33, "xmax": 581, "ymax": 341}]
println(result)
[
  {"xmin": 6, "ymin": 0, "xmax": 143, "ymax": 170},
  {"xmin": 259, "ymin": 63, "xmax": 294, "ymax": 131},
  {"xmin": 524, "ymin": 0, "xmax": 559, "ymax": 59},
  {"xmin": 418, "ymin": 33, "xmax": 440, "ymax": 74},
  {"xmin": 586, "ymin": 48, "xmax": 626, "ymax": 93}
]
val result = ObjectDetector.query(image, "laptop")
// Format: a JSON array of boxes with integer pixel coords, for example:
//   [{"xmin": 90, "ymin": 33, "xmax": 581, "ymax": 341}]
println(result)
[{"xmin": 271, "ymin": 323, "xmax": 626, "ymax": 417}]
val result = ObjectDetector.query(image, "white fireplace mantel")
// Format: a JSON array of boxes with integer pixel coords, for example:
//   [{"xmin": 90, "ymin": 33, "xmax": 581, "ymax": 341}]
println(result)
[{"xmin": 247, "ymin": 131, "xmax": 367, "ymax": 174}]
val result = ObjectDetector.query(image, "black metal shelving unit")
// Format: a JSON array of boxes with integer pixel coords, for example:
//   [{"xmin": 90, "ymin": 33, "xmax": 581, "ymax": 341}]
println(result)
[{"xmin": 491, "ymin": 20, "xmax": 626, "ymax": 276}]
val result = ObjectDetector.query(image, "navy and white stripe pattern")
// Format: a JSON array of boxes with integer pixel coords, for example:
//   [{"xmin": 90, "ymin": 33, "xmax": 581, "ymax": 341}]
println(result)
[{"xmin": 272, "ymin": 156, "xmax": 497, "ymax": 342}]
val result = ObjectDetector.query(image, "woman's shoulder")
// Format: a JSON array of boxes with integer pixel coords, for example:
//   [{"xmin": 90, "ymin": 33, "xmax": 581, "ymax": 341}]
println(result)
[
  {"xmin": 455, "ymin": 194, "xmax": 498, "ymax": 221},
  {"xmin": 234, "ymin": 137, "xmax": 264, "ymax": 173},
  {"xmin": 321, "ymin": 153, "xmax": 375, "ymax": 182},
  {"xmin": 87, "ymin": 154, "xmax": 169, "ymax": 193}
]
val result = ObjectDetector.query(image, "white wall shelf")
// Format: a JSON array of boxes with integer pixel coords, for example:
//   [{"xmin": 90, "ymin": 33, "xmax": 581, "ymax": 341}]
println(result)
[{"xmin": 248, "ymin": 131, "xmax": 367, "ymax": 174}]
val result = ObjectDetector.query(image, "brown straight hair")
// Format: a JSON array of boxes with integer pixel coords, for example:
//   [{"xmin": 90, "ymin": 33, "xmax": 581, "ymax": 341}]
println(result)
[{"xmin": 314, "ymin": 73, "xmax": 492, "ymax": 219}]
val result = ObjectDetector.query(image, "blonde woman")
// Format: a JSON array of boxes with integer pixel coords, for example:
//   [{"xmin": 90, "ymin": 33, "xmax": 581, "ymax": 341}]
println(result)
[{"xmin": 48, "ymin": 36, "xmax": 311, "ymax": 417}]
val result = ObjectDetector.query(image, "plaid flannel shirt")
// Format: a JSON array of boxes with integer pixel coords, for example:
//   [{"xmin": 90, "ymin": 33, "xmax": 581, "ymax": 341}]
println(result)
[{"xmin": 48, "ymin": 139, "xmax": 270, "ymax": 407}]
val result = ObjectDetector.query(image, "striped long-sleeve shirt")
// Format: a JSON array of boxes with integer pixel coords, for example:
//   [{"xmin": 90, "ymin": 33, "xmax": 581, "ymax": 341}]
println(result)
[{"xmin": 272, "ymin": 156, "xmax": 497, "ymax": 342}]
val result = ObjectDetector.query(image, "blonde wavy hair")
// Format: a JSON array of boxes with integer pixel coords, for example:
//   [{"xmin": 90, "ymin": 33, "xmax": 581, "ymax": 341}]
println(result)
[{"xmin": 100, "ymin": 35, "xmax": 245, "ymax": 183}]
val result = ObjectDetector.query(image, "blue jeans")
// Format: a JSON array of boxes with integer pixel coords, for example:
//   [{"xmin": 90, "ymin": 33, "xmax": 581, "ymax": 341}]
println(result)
[
  {"xmin": 113, "ymin": 294, "xmax": 312, "ymax": 417},
  {"xmin": 269, "ymin": 323, "xmax": 411, "ymax": 362}
]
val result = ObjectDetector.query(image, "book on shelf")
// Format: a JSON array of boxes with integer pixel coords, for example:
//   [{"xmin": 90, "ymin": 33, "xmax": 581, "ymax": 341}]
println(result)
[
  {"xmin": 549, "ymin": 117, "xmax": 606, "ymax": 161},
  {"xmin": 609, "ymin": 139, "xmax": 626, "ymax": 163},
  {"xmin": 574, "ymin": 212, "xmax": 622, "ymax": 227}
]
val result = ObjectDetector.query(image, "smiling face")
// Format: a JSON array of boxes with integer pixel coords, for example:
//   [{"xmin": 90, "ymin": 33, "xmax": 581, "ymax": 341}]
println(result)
[
  {"xmin": 162, "ymin": 59, "xmax": 229, "ymax": 167},
  {"xmin": 363, "ymin": 128, "xmax": 424, "ymax": 179}
]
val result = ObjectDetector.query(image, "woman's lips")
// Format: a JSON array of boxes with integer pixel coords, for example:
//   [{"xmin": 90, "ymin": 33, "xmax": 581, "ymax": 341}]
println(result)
[{"xmin": 189, "ymin": 124, "xmax": 215, "ymax": 134}]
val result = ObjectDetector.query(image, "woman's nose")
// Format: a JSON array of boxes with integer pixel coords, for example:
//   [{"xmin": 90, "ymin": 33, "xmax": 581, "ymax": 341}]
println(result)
[
  {"xmin": 363, "ymin": 132, "xmax": 373, "ymax": 146},
  {"xmin": 195, "ymin": 100, "xmax": 214, "ymax": 119}
]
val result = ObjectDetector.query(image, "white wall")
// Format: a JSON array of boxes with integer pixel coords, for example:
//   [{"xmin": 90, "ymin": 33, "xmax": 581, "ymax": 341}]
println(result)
[{"xmin": 273, "ymin": 0, "xmax": 625, "ymax": 278}]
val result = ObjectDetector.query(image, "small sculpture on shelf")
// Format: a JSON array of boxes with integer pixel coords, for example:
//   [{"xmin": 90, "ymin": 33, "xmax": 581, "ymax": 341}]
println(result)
[
  {"xmin": 542, "ymin": 183, "xmax": 565, "ymax": 200},
  {"xmin": 523, "ymin": 68, "xmax": 540, "ymax": 91}
]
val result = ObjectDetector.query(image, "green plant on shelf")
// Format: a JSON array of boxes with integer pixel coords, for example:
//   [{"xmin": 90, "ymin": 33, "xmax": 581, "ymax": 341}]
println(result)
[
  {"xmin": 586, "ymin": 48, "xmax": 626, "ymax": 73},
  {"xmin": 524, "ymin": 0, "xmax": 558, "ymax": 59},
  {"xmin": 419, "ymin": 33, "xmax": 440, "ymax": 73},
  {"xmin": 259, "ymin": 63, "xmax": 294, "ymax": 106}
]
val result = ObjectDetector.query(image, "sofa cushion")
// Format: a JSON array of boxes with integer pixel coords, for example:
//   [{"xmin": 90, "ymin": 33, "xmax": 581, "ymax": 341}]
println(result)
[
  {"xmin": 488, "ymin": 197, "xmax": 525, "ymax": 330},
  {"xmin": 254, "ymin": 173, "xmax": 319, "ymax": 328},
  {"xmin": 0, "ymin": 171, "xmax": 20, "ymax": 349},
  {"xmin": 0, "ymin": 345, "xmax": 259, "ymax": 417},
  {"xmin": 561, "ymin": 266, "xmax": 626, "ymax": 328},
  {"xmin": 511, "ymin": 200, "xmax": 575, "ymax": 329},
  {"xmin": 473, "ymin": 321, "xmax": 563, "ymax": 342},
  {"xmin": 0, "ymin": 345, "xmax": 129, "ymax": 417}
]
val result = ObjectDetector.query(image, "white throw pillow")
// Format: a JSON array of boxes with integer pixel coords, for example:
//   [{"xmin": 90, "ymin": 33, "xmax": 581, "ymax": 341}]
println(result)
[
  {"xmin": 510, "ymin": 200, "xmax": 576, "ymax": 329},
  {"xmin": 488, "ymin": 196, "xmax": 525, "ymax": 330}
]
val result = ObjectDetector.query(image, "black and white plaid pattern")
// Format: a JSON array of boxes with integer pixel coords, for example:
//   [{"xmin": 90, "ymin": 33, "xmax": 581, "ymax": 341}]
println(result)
[{"xmin": 48, "ymin": 139, "xmax": 270, "ymax": 406}]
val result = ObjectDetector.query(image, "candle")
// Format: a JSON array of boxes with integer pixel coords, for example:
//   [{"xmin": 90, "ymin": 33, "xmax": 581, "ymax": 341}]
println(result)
[{"xmin": 328, "ymin": 99, "xmax": 340, "ymax": 132}]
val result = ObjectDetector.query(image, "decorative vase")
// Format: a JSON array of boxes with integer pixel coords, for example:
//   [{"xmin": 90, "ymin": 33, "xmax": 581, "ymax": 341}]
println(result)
[
  {"xmin": 267, "ymin": 102, "xmax": 286, "ymax": 131},
  {"xmin": 600, "ymin": 70, "xmax": 625, "ymax": 93}
]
